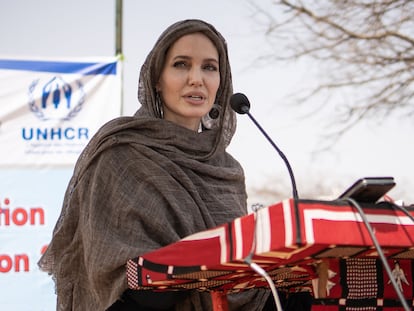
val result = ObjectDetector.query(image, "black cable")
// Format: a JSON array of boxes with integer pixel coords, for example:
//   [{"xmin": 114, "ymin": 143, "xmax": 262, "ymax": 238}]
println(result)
[
  {"xmin": 392, "ymin": 204, "xmax": 414, "ymax": 223},
  {"xmin": 376, "ymin": 200, "xmax": 414, "ymax": 223},
  {"xmin": 341, "ymin": 197, "xmax": 410, "ymax": 311}
]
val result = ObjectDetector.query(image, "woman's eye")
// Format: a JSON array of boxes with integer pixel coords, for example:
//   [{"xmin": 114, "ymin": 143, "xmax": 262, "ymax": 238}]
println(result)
[
  {"xmin": 173, "ymin": 61, "xmax": 187, "ymax": 68},
  {"xmin": 204, "ymin": 64, "xmax": 218, "ymax": 71}
]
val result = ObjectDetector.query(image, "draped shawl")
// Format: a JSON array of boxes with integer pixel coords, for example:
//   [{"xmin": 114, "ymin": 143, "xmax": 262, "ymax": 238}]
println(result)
[{"xmin": 38, "ymin": 19, "xmax": 269, "ymax": 310}]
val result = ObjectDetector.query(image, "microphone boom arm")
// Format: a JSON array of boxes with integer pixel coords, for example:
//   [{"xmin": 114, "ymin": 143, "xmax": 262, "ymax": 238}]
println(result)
[
  {"xmin": 245, "ymin": 111, "xmax": 302, "ymax": 245},
  {"xmin": 246, "ymin": 111, "xmax": 299, "ymax": 200}
]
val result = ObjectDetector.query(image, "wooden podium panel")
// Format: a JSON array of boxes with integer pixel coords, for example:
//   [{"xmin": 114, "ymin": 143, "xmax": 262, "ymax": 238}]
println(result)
[{"xmin": 127, "ymin": 199, "xmax": 414, "ymax": 295}]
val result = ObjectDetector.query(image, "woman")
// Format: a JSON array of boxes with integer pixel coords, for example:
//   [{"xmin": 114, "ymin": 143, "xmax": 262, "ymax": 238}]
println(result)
[{"xmin": 38, "ymin": 19, "xmax": 270, "ymax": 310}]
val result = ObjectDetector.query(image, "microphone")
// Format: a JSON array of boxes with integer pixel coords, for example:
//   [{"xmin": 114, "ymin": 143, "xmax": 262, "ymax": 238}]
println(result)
[
  {"xmin": 230, "ymin": 92, "xmax": 301, "ymax": 245},
  {"xmin": 230, "ymin": 93, "xmax": 250, "ymax": 114},
  {"xmin": 231, "ymin": 93, "xmax": 411, "ymax": 310}
]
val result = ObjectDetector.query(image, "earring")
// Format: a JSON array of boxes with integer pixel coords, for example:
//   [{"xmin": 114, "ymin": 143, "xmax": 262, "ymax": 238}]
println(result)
[
  {"xmin": 201, "ymin": 104, "xmax": 221, "ymax": 129},
  {"xmin": 155, "ymin": 91, "xmax": 164, "ymax": 118}
]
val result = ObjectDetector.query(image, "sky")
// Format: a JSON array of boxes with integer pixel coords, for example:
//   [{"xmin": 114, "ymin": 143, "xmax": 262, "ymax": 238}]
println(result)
[{"xmin": 1, "ymin": 0, "xmax": 412, "ymax": 205}]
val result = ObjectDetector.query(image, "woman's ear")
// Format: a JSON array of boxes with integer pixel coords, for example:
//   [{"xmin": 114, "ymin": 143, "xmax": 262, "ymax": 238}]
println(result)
[{"xmin": 155, "ymin": 82, "xmax": 161, "ymax": 92}]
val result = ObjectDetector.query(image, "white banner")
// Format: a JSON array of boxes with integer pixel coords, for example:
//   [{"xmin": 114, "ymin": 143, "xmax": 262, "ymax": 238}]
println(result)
[
  {"xmin": 0, "ymin": 57, "xmax": 122, "ymax": 310},
  {"xmin": 0, "ymin": 169, "xmax": 72, "ymax": 311},
  {"xmin": 0, "ymin": 57, "xmax": 122, "ymax": 166}
]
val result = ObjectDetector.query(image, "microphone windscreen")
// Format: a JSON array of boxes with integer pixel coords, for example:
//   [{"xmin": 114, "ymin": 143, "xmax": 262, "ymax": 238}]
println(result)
[{"xmin": 230, "ymin": 93, "xmax": 250, "ymax": 114}]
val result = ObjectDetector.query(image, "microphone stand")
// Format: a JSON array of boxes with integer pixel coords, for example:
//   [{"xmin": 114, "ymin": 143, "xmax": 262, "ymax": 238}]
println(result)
[
  {"xmin": 244, "ymin": 111, "xmax": 302, "ymax": 246},
  {"xmin": 231, "ymin": 93, "xmax": 301, "ymax": 310}
]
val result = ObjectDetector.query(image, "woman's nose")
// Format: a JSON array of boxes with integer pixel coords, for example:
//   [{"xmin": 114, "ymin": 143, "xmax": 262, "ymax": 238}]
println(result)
[{"xmin": 188, "ymin": 68, "xmax": 203, "ymax": 86}]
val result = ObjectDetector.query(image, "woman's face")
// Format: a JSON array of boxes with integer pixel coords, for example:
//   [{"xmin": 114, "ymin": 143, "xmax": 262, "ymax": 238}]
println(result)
[{"xmin": 157, "ymin": 32, "xmax": 220, "ymax": 131}]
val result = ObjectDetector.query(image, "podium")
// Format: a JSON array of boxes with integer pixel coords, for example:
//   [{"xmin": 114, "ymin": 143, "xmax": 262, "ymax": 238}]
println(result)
[{"xmin": 127, "ymin": 199, "xmax": 414, "ymax": 310}]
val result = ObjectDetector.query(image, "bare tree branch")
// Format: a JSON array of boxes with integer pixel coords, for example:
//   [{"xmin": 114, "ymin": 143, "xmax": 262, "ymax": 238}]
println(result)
[{"xmin": 250, "ymin": 0, "xmax": 414, "ymax": 144}]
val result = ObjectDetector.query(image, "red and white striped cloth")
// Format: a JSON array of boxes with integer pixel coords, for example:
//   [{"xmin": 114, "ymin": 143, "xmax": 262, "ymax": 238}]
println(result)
[{"xmin": 127, "ymin": 199, "xmax": 414, "ymax": 300}]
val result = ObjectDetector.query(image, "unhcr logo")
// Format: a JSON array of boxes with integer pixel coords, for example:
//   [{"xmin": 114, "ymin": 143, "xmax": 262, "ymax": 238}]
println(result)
[
  {"xmin": 28, "ymin": 76, "xmax": 85, "ymax": 121},
  {"xmin": 23, "ymin": 76, "xmax": 89, "ymax": 141}
]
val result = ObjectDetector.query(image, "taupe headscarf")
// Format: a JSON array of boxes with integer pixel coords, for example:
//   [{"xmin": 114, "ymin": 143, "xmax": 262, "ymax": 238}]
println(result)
[
  {"xmin": 137, "ymin": 18, "xmax": 237, "ymax": 158},
  {"xmin": 38, "ymin": 19, "xmax": 269, "ymax": 310}
]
